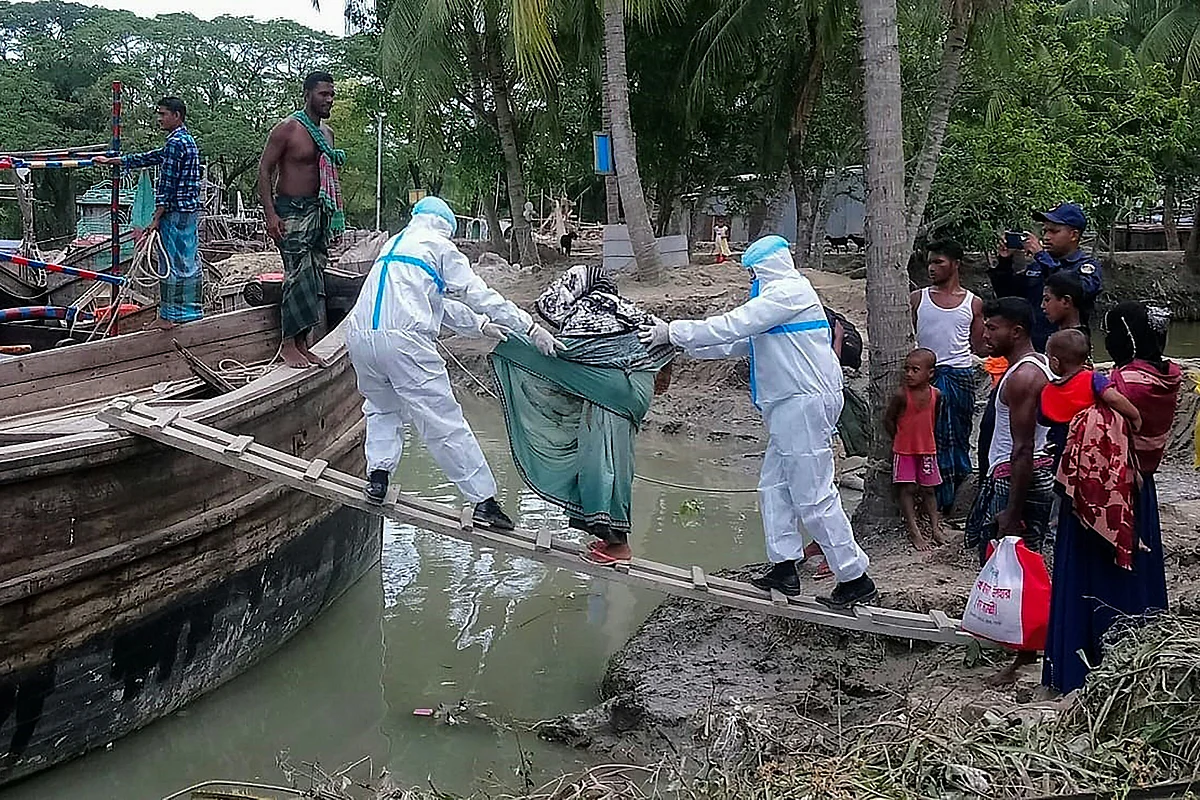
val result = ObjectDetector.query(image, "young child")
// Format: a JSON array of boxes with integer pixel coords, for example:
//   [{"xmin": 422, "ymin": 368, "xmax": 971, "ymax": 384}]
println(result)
[
  {"xmin": 1042, "ymin": 272, "xmax": 1087, "ymax": 337},
  {"xmin": 884, "ymin": 348, "xmax": 945, "ymax": 551},
  {"xmin": 1042, "ymin": 329, "xmax": 1141, "ymax": 471}
]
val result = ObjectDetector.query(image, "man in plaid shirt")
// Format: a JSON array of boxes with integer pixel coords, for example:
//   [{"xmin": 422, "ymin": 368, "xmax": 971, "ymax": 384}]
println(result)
[{"xmin": 95, "ymin": 97, "xmax": 204, "ymax": 327}]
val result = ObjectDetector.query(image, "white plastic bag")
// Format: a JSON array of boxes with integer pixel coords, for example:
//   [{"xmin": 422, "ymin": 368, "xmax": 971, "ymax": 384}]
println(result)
[{"xmin": 961, "ymin": 536, "xmax": 1050, "ymax": 650}]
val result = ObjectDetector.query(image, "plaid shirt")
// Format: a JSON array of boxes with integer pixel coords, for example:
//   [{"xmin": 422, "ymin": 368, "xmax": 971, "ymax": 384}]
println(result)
[{"xmin": 121, "ymin": 126, "xmax": 202, "ymax": 212}]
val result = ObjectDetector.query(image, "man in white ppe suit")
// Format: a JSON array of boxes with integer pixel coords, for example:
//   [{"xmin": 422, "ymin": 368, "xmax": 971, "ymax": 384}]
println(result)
[
  {"xmin": 639, "ymin": 235, "xmax": 877, "ymax": 609},
  {"xmin": 347, "ymin": 196, "xmax": 563, "ymax": 529}
]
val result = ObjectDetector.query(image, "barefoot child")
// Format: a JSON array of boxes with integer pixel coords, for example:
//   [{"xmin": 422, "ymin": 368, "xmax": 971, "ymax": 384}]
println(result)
[
  {"xmin": 1042, "ymin": 329, "xmax": 1141, "ymax": 471},
  {"xmin": 884, "ymin": 349, "xmax": 946, "ymax": 551}
]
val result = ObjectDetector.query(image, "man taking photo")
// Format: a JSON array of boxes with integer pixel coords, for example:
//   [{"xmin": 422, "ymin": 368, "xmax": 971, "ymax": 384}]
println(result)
[{"xmin": 991, "ymin": 203, "xmax": 1101, "ymax": 352}]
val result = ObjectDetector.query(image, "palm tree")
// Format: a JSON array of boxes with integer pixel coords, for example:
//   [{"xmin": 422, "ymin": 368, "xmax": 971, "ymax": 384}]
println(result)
[
  {"xmin": 858, "ymin": 0, "xmax": 916, "ymax": 514},
  {"xmin": 603, "ymin": 0, "xmax": 664, "ymax": 281},
  {"xmin": 381, "ymin": 0, "xmax": 540, "ymax": 265},
  {"xmin": 903, "ymin": 0, "xmax": 973, "ymax": 251},
  {"xmin": 687, "ymin": 0, "xmax": 853, "ymax": 264},
  {"xmin": 510, "ymin": 0, "xmax": 666, "ymax": 281}
]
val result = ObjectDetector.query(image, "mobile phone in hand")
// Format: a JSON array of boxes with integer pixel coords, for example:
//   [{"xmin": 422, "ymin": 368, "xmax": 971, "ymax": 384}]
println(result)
[{"xmin": 1004, "ymin": 231, "xmax": 1025, "ymax": 250}]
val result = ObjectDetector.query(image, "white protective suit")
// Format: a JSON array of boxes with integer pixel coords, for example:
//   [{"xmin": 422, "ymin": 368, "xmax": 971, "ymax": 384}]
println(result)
[
  {"xmin": 667, "ymin": 235, "xmax": 869, "ymax": 582},
  {"xmin": 346, "ymin": 197, "xmax": 534, "ymax": 503}
]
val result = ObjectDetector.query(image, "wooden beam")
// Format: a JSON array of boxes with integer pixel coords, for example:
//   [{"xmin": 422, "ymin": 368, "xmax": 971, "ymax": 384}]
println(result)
[{"xmin": 96, "ymin": 401, "xmax": 979, "ymax": 647}]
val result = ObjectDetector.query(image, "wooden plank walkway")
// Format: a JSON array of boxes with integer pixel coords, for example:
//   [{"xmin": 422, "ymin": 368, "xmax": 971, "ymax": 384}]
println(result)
[{"xmin": 97, "ymin": 398, "xmax": 975, "ymax": 647}]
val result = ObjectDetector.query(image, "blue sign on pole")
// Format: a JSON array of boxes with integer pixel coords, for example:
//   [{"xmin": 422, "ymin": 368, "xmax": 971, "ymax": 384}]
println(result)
[{"xmin": 593, "ymin": 132, "xmax": 614, "ymax": 175}]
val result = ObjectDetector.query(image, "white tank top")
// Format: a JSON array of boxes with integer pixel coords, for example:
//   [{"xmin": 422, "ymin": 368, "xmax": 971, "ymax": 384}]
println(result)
[
  {"xmin": 915, "ymin": 288, "xmax": 976, "ymax": 368},
  {"xmin": 988, "ymin": 353, "xmax": 1054, "ymax": 476}
]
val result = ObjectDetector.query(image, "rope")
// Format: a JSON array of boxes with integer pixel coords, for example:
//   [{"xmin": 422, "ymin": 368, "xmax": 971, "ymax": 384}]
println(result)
[{"xmin": 436, "ymin": 339, "xmax": 761, "ymax": 495}]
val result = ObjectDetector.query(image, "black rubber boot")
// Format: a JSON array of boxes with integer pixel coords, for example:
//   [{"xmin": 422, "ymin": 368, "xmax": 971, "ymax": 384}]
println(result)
[
  {"xmin": 816, "ymin": 573, "xmax": 878, "ymax": 610},
  {"xmin": 749, "ymin": 560, "xmax": 802, "ymax": 596},
  {"xmin": 364, "ymin": 469, "xmax": 390, "ymax": 504},
  {"xmin": 473, "ymin": 497, "xmax": 515, "ymax": 531}
]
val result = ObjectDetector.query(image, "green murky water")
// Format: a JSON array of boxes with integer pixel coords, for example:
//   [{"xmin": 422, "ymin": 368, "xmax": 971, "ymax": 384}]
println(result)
[{"xmin": 3, "ymin": 396, "xmax": 765, "ymax": 800}]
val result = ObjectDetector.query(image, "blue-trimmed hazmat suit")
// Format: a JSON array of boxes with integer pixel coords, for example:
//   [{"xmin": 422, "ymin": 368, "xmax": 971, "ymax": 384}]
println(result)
[
  {"xmin": 667, "ymin": 236, "xmax": 870, "ymax": 582},
  {"xmin": 345, "ymin": 197, "xmax": 534, "ymax": 503}
]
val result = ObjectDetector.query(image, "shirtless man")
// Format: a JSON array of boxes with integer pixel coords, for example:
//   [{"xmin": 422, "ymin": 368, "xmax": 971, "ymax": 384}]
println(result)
[{"xmin": 258, "ymin": 71, "xmax": 338, "ymax": 368}]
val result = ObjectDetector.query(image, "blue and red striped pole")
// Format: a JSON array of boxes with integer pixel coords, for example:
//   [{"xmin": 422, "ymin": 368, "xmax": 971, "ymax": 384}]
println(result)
[
  {"xmin": 0, "ymin": 158, "xmax": 96, "ymax": 170},
  {"xmin": 0, "ymin": 306, "xmax": 96, "ymax": 323},
  {"xmin": 0, "ymin": 251, "xmax": 126, "ymax": 286},
  {"xmin": 110, "ymin": 81, "xmax": 123, "ymax": 328}
]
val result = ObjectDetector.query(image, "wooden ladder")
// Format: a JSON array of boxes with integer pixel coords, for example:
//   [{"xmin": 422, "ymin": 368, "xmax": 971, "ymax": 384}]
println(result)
[{"xmin": 97, "ymin": 398, "xmax": 974, "ymax": 647}]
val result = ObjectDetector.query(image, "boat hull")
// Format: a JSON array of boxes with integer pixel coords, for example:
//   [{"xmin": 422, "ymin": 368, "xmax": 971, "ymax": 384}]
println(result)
[
  {"xmin": 0, "ymin": 310, "xmax": 381, "ymax": 787},
  {"xmin": 0, "ymin": 505, "xmax": 379, "ymax": 785}
]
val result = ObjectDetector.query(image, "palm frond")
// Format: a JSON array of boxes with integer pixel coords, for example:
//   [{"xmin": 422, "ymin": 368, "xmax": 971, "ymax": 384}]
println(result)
[
  {"xmin": 1057, "ymin": 0, "xmax": 1129, "ymax": 20},
  {"xmin": 1137, "ymin": 5, "xmax": 1200, "ymax": 74}
]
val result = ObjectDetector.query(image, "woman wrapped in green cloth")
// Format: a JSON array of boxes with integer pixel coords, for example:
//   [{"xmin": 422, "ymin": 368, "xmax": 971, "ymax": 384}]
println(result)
[{"xmin": 489, "ymin": 265, "xmax": 675, "ymax": 564}]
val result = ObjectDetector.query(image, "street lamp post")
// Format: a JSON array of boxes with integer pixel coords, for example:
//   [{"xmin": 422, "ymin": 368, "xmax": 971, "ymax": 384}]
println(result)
[{"xmin": 375, "ymin": 110, "xmax": 386, "ymax": 231}]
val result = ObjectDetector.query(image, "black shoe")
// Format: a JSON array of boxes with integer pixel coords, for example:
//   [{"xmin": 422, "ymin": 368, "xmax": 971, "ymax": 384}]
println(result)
[
  {"xmin": 816, "ymin": 573, "xmax": 878, "ymax": 610},
  {"xmin": 749, "ymin": 560, "xmax": 802, "ymax": 596},
  {"xmin": 473, "ymin": 497, "xmax": 515, "ymax": 531},
  {"xmin": 364, "ymin": 469, "xmax": 389, "ymax": 504}
]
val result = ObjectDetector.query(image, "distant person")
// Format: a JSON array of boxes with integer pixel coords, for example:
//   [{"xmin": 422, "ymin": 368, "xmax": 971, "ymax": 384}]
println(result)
[
  {"xmin": 345, "ymin": 196, "xmax": 564, "ymax": 527},
  {"xmin": 258, "ymin": 71, "xmax": 347, "ymax": 368},
  {"xmin": 1042, "ymin": 272, "xmax": 1087, "ymax": 339},
  {"xmin": 713, "ymin": 221, "xmax": 732, "ymax": 263},
  {"xmin": 967, "ymin": 297, "xmax": 1056, "ymax": 685},
  {"xmin": 1041, "ymin": 328, "xmax": 1141, "ymax": 473},
  {"xmin": 639, "ymin": 235, "xmax": 876, "ymax": 609},
  {"xmin": 883, "ymin": 348, "xmax": 946, "ymax": 551},
  {"xmin": 911, "ymin": 239, "xmax": 983, "ymax": 515},
  {"xmin": 1043, "ymin": 303, "xmax": 1180, "ymax": 694},
  {"xmin": 95, "ymin": 97, "xmax": 203, "ymax": 328},
  {"xmin": 991, "ymin": 203, "xmax": 1102, "ymax": 351}
]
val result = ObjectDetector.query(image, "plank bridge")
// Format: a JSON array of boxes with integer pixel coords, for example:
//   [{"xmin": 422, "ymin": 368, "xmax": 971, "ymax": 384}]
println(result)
[{"xmin": 97, "ymin": 398, "xmax": 972, "ymax": 647}]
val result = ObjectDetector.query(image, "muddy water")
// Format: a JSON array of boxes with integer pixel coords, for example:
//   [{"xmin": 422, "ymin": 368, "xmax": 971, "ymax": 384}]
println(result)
[
  {"xmin": 1093, "ymin": 320, "xmax": 1200, "ymax": 361},
  {"xmin": 4, "ymin": 396, "xmax": 768, "ymax": 800}
]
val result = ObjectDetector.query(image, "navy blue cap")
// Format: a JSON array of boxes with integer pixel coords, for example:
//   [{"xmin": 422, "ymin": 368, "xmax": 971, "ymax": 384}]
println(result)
[{"xmin": 1033, "ymin": 203, "xmax": 1087, "ymax": 231}]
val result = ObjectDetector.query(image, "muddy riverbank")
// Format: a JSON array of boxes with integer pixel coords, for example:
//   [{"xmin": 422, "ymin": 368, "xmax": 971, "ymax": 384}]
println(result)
[{"xmin": 440, "ymin": 253, "xmax": 1200, "ymax": 789}]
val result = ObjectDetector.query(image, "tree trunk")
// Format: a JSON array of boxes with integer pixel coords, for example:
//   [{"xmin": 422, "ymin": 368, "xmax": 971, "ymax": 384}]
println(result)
[
  {"xmin": 790, "ymin": 155, "xmax": 819, "ymax": 268},
  {"xmin": 600, "ymin": 43, "xmax": 620, "ymax": 226},
  {"xmin": 1163, "ymin": 183, "xmax": 1178, "ymax": 249},
  {"xmin": 1187, "ymin": 195, "xmax": 1200, "ymax": 274},
  {"xmin": 903, "ymin": 0, "xmax": 969, "ymax": 251},
  {"xmin": 603, "ymin": 0, "xmax": 664, "ymax": 282},
  {"xmin": 480, "ymin": 188, "xmax": 505, "ymax": 252},
  {"xmin": 856, "ymin": 0, "xmax": 915, "ymax": 521},
  {"xmin": 483, "ymin": 27, "xmax": 538, "ymax": 267}
]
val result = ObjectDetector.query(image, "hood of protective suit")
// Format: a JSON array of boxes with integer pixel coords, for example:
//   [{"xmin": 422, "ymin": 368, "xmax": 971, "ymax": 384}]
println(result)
[
  {"xmin": 410, "ymin": 196, "xmax": 457, "ymax": 239},
  {"xmin": 742, "ymin": 235, "xmax": 800, "ymax": 287}
]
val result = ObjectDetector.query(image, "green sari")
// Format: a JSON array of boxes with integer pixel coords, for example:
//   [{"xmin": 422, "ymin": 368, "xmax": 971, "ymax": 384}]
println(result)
[{"xmin": 489, "ymin": 332, "xmax": 673, "ymax": 540}]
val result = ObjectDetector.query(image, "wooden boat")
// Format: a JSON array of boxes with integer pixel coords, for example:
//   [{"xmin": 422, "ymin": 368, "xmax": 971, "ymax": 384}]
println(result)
[{"xmin": 0, "ymin": 305, "xmax": 379, "ymax": 787}]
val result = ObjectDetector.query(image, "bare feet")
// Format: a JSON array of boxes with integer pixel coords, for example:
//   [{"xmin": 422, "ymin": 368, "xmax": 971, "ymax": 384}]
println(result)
[
  {"xmin": 297, "ymin": 339, "xmax": 327, "ymax": 368},
  {"xmin": 281, "ymin": 339, "xmax": 310, "ymax": 368},
  {"xmin": 931, "ymin": 525, "xmax": 948, "ymax": 547},
  {"xmin": 908, "ymin": 526, "xmax": 933, "ymax": 552},
  {"xmin": 986, "ymin": 650, "xmax": 1039, "ymax": 687}
]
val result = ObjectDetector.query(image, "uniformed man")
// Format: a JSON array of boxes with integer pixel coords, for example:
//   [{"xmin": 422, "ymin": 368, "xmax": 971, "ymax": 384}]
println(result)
[{"xmin": 991, "ymin": 203, "xmax": 1101, "ymax": 351}]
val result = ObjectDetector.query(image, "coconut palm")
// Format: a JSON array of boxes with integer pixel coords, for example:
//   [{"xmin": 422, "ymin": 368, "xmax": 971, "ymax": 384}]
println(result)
[
  {"xmin": 511, "ymin": 0, "xmax": 668, "ymax": 281},
  {"xmin": 380, "ymin": 0, "xmax": 540, "ymax": 265}
]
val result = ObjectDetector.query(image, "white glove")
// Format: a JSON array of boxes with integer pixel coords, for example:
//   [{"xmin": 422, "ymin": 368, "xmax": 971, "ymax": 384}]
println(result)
[
  {"xmin": 638, "ymin": 321, "xmax": 671, "ymax": 349},
  {"xmin": 528, "ymin": 323, "xmax": 565, "ymax": 357},
  {"xmin": 481, "ymin": 322, "xmax": 510, "ymax": 342}
]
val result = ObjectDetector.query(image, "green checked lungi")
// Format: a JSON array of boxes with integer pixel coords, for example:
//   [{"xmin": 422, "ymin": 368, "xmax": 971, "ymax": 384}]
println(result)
[{"xmin": 275, "ymin": 195, "xmax": 328, "ymax": 339}]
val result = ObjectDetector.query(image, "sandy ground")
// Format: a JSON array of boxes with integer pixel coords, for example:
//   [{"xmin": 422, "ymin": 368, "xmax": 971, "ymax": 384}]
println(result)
[{"xmin": 438, "ymin": 250, "xmax": 1200, "ymax": 775}]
